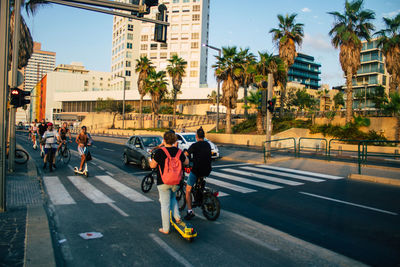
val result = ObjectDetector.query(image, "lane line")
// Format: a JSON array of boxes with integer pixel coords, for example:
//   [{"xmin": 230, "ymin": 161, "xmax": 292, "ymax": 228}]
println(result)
[
  {"xmin": 211, "ymin": 171, "xmax": 282, "ymax": 190},
  {"xmin": 225, "ymin": 168, "xmax": 303, "ymax": 186},
  {"xmin": 98, "ymin": 166, "xmax": 105, "ymax": 170},
  {"xmin": 149, "ymin": 233, "xmax": 193, "ymax": 267},
  {"xmin": 240, "ymin": 166, "xmax": 324, "ymax": 183},
  {"xmin": 255, "ymin": 165, "xmax": 343, "ymax": 180},
  {"xmin": 107, "ymin": 203, "xmax": 129, "ymax": 217},
  {"xmin": 67, "ymin": 176, "xmax": 114, "ymax": 203},
  {"xmin": 91, "ymin": 162, "xmax": 98, "ymax": 166},
  {"xmin": 300, "ymin": 191, "xmax": 398, "ymax": 216},
  {"xmin": 213, "ymin": 163, "xmax": 252, "ymax": 168},
  {"xmin": 44, "ymin": 176, "xmax": 76, "ymax": 205},
  {"xmin": 106, "ymin": 171, "xmax": 114, "ymax": 177},
  {"xmin": 232, "ymin": 230, "xmax": 279, "ymax": 251},
  {"xmin": 103, "ymin": 148, "xmax": 115, "ymax": 152},
  {"xmin": 96, "ymin": 175, "xmax": 152, "ymax": 202},
  {"xmin": 206, "ymin": 177, "xmax": 257, "ymax": 193}
]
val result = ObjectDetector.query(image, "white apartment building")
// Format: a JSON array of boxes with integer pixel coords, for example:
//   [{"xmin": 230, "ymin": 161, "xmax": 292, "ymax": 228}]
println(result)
[{"xmin": 110, "ymin": 0, "xmax": 210, "ymax": 92}]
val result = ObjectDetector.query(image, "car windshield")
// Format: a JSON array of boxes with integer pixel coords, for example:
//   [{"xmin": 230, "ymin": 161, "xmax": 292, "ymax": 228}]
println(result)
[
  {"xmin": 183, "ymin": 134, "xmax": 196, "ymax": 143},
  {"xmin": 141, "ymin": 136, "xmax": 162, "ymax": 148}
]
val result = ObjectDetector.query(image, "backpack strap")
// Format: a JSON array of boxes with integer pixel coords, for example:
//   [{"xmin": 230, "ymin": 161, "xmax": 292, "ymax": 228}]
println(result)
[{"xmin": 160, "ymin": 147, "xmax": 171, "ymax": 159}]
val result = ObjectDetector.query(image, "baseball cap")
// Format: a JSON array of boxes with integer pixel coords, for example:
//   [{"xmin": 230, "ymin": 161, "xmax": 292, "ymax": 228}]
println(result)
[{"xmin": 47, "ymin": 122, "xmax": 53, "ymax": 126}]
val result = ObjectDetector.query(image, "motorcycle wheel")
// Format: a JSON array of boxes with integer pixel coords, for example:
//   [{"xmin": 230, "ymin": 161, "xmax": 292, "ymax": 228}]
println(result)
[{"xmin": 202, "ymin": 193, "xmax": 220, "ymax": 221}]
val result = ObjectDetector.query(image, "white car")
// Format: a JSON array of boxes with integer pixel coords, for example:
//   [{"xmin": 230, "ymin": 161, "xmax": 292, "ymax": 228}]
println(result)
[{"xmin": 176, "ymin": 132, "xmax": 220, "ymax": 159}]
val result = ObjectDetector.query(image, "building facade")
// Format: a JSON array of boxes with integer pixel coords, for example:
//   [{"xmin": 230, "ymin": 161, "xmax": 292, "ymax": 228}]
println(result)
[
  {"xmin": 110, "ymin": 0, "xmax": 210, "ymax": 92},
  {"xmin": 288, "ymin": 53, "xmax": 321, "ymax": 90}
]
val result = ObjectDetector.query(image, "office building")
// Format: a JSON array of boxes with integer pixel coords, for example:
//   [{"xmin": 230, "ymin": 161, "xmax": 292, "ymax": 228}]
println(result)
[{"xmin": 288, "ymin": 53, "xmax": 321, "ymax": 90}]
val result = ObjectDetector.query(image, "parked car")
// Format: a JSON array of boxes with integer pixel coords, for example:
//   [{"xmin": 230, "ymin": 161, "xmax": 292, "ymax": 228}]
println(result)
[
  {"xmin": 175, "ymin": 132, "xmax": 220, "ymax": 159},
  {"xmin": 123, "ymin": 135, "xmax": 163, "ymax": 169}
]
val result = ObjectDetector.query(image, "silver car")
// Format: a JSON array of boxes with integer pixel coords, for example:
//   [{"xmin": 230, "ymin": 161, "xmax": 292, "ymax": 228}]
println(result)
[{"xmin": 123, "ymin": 135, "xmax": 163, "ymax": 169}]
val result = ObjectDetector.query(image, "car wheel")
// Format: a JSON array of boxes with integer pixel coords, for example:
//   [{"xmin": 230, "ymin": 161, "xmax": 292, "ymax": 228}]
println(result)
[
  {"xmin": 123, "ymin": 154, "xmax": 129, "ymax": 165},
  {"xmin": 140, "ymin": 157, "xmax": 148, "ymax": 170}
]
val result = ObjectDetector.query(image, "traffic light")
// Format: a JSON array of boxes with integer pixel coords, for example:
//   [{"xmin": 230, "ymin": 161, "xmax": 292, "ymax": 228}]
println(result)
[
  {"xmin": 267, "ymin": 99, "xmax": 275, "ymax": 113},
  {"xmin": 154, "ymin": 4, "xmax": 167, "ymax": 43},
  {"xmin": 10, "ymin": 88, "xmax": 30, "ymax": 108},
  {"xmin": 131, "ymin": 0, "xmax": 158, "ymax": 17}
]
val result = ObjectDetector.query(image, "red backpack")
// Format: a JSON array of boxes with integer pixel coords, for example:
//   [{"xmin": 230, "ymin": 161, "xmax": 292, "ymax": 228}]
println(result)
[{"xmin": 159, "ymin": 147, "xmax": 183, "ymax": 185}]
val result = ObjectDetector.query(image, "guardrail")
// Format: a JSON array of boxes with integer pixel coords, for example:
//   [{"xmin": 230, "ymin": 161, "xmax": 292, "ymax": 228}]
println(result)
[
  {"xmin": 298, "ymin": 137, "xmax": 328, "ymax": 157},
  {"xmin": 358, "ymin": 140, "xmax": 400, "ymax": 174},
  {"xmin": 263, "ymin": 137, "xmax": 296, "ymax": 163},
  {"xmin": 328, "ymin": 139, "xmax": 364, "ymax": 160}
]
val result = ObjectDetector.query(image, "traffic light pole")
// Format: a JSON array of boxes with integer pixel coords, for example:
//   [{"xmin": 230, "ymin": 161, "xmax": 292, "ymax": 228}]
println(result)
[
  {"xmin": 265, "ymin": 73, "xmax": 273, "ymax": 158},
  {"xmin": 0, "ymin": 0, "xmax": 10, "ymax": 212}
]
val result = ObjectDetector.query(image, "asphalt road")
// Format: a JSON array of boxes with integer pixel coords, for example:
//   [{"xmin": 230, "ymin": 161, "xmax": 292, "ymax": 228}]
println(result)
[{"xmin": 16, "ymin": 132, "xmax": 400, "ymax": 266}]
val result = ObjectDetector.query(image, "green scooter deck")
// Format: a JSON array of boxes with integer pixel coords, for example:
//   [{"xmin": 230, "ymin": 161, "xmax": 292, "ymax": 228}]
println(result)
[{"xmin": 170, "ymin": 212, "xmax": 197, "ymax": 241}]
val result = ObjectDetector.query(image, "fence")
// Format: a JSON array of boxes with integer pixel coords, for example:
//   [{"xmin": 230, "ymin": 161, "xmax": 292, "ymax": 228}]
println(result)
[
  {"xmin": 298, "ymin": 137, "xmax": 328, "ymax": 157},
  {"xmin": 358, "ymin": 140, "xmax": 400, "ymax": 174},
  {"xmin": 263, "ymin": 138, "xmax": 296, "ymax": 163}
]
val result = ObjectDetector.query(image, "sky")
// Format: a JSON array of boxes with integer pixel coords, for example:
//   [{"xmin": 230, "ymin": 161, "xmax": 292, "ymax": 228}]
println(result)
[{"xmin": 23, "ymin": 0, "xmax": 400, "ymax": 89}]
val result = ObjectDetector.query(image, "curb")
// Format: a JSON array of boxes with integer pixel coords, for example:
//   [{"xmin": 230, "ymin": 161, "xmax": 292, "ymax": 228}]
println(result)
[
  {"xmin": 221, "ymin": 156, "xmax": 292, "ymax": 165},
  {"xmin": 348, "ymin": 174, "xmax": 400, "ymax": 187}
]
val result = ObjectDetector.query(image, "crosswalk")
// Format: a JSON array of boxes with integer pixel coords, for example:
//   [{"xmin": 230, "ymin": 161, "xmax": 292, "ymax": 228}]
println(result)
[{"xmin": 43, "ymin": 164, "xmax": 345, "ymax": 208}]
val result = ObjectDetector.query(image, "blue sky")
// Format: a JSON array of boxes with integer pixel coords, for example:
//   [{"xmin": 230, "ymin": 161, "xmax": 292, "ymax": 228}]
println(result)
[{"xmin": 24, "ymin": 0, "xmax": 400, "ymax": 88}]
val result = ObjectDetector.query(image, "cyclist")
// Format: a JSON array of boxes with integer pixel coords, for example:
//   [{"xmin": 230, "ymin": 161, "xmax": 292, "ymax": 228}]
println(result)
[
  {"xmin": 30, "ymin": 121, "xmax": 38, "ymax": 149},
  {"xmin": 76, "ymin": 126, "xmax": 93, "ymax": 172},
  {"xmin": 183, "ymin": 127, "xmax": 212, "ymax": 220},
  {"xmin": 57, "ymin": 122, "xmax": 72, "ymax": 153},
  {"xmin": 42, "ymin": 122, "xmax": 60, "ymax": 172},
  {"xmin": 37, "ymin": 119, "xmax": 47, "ymax": 157}
]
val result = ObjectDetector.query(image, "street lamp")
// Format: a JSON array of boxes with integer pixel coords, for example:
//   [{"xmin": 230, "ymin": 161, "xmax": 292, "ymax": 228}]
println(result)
[
  {"xmin": 116, "ymin": 75, "xmax": 126, "ymax": 129},
  {"xmin": 202, "ymin": 43, "xmax": 221, "ymax": 132}
]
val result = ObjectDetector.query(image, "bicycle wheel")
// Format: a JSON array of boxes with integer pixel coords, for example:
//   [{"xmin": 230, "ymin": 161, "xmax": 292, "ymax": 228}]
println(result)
[
  {"xmin": 178, "ymin": 183, "xmax": 188, "ymax": 211},
  {"xmin": 141, "ymin": 173, "xmax": 154, "ymax": 193},
  {"xmin": 62, "ymin": 148, "xmax": 71, "ymax": 164},
  {"xmin": 202, "ymin": 193, "xmax": 220, "ymax": 221},
  {"xmin": 15, "ymin": 149, "xmax": 29, "ymax": 164}
]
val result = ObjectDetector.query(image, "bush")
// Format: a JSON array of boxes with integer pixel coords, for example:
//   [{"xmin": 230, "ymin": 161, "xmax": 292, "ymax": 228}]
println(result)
[{"xmin": 232, "ymin": 115, "xmax": 257, "ymax": 134}]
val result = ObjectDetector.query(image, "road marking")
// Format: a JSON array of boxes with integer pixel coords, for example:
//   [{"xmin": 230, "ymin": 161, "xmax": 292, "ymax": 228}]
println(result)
[
  {"xmin": 103, "ymin": 148, "xmax": 115, "ymax": 152},
  {"xmin": 44, "ymin": 176, "xmax": 76, "ymax": 205},
  {"xmin": 67, "ymin": 176, "xmax": 114, "ymax": 203},
  {"xmin": 217, "ymin": 191, "xmax": 229, "ymax": 197},
  {"xmin": 98, "ymin": 166, "xmax": 105, "ymax": 170},
  {"xmin": 206, "ymin": 177, "xmax": 256, "ymax": 193},
  {"xmin": 107, "ymin": 203, "xmax": 129, "ymax": 217},
  {"xmin": 211, "ymin": 171, "xmax": 282, "ymax": 190},
  {"xmin": 96, "ymin": 175, "xmax": 152, "ymax": 202},
  {"xmin": 213, "ymin": 163, "xmax": 252, "ymax": 168},
  {"xmin": 225, "ymin": 168, "xmax": 303, "ymax": 186},
  {"xmin": 91, "ymin": 162, "xmax": 98, "ymax": 166},
  {"xmin": 106, "ymin": 171, "xmax": 114, "ymax": 176},
  {"xmin": 232, "ymin": 230, "xmax": 279, "ymax": 251},
  {"xmin": 149, "ymin": 233, "xmax": 193, "ymax": 267},
  {"xmin": 300, "ymin": 191, "xmax": 398, "ymax": 216},
  {"xmin": 256, "ymin": 165, "xmax": 344, "ymax": 180},
  {"xmin": 241, "ymin": 166, "xmax": 324, "ymax": 183}
]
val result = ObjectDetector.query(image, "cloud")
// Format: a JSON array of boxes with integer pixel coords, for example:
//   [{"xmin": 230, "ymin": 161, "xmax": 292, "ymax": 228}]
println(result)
[
  {"xmin": 302, "ymin": 33, "xmax": 333, "ymax": 53},
  {"xmin": 301, "ymin": 7, "xmax": 311, "ymax": 13},
  {"xmin": 382, "ymin": 9, "xmax": 400, "ymax": 18}
]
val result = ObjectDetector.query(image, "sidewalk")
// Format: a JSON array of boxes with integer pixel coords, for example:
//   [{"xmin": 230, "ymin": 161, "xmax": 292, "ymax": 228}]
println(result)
[{"xmin": 0, "ymin": 147, "xmax": 55, "ymax": 267}]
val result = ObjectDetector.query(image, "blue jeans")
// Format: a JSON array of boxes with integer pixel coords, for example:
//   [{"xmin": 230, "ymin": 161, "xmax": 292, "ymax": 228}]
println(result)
[
  {"xmin": 187, "ymin": 172, "xmax": 198, "ymax": 187},
  {"xmin": 157, "ymin": 184, "xmax": 180, "ymax": 232}
]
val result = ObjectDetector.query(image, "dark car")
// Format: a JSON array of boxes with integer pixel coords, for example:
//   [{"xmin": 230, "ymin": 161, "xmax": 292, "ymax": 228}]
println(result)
[{"xmin": 123, "ymin": 135, "xmax": 163, "ymax": 169}]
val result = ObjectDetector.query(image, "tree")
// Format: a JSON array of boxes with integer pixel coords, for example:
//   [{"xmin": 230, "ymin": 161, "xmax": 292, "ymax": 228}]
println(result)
[
  {"xmin": 144, "ymin": 70, "xmax": 168, "ymax": 128},
  {"xmin": 375, "ymin": 13, "xmax": 400, "ymax": 93},
  {"xmin": 207, "ymin": 90, "xmax": 220, "ymax": 105},
  {"xmin": 95, "ymin": 98, "xmax": 133, "ymax": 129},
  {"xmin": 328, "ymin": 0, "xmax": 375, "ymax": 123},
  {"xmin": 135, "ymin": 56, "xmax": 154, "ymax": 128},
  {"xmin": 212, "ymin": 47, "xmax": 243, "ymax": 134},
  {"xmin": 269, "ymin": 13, "xmax": 304, "ymax": 117},
  {"xmin": 333, "ymin": 92, "xmax": 345, "ymax": 110},
  {"xmin": 370, "ymin": 85, "xmax": 388, "ymax": 110},
  {"xmin": 383, "ymin": 93, "xmax": 400, "ymax": 141},
  {"xmin": 246, "ymin": 90, "xmax": 263, "ymax": 134},
  {"xmin": 289, "ymin": 89, "xmax": 317, "ymax": 111},
  {"xmin": 166, "ymin": 55, "xmax": 187, "ymax": 128},
  {"xmin": 237, "ymin": 48, "xmax": 256, "ymax": 119}
]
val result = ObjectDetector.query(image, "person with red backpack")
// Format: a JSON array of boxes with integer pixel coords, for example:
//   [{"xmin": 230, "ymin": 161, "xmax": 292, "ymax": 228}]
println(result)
[{"xmin": 150, "ymin": 131, "xmax": 189, "ymax": 234}]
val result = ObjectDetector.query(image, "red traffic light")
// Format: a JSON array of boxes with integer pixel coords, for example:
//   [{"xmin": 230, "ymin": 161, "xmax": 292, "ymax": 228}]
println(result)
[{"xmin": 11, "ymin": 89, "xmax": 20, "ymax": 95}]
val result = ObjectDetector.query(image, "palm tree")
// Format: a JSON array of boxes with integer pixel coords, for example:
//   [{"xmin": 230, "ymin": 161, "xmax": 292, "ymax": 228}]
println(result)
[
  {"xmin": 166, "ymin": 55, "xmax": 187, "ymax": 128},
  {"xmin": 246, "ymin": 90, "xmax": 263, "ymax": 134},
  {"xmin": 383, "ymin": 92, "xmax": 400, "ymax": 141},
  {"xmin": 144, "ymin": 70, "xmax": 168, "ymax": 128},
  {"xmin": 135, "ymin": 56, "xmax": 154, "ymax": 128},
  {"xmin": 237, "ymin": 48, "xmax": 256, "ymax": 119},
  {"xmin": 375, "ymin": 13, "xmax": 400, "ymax": 93},
  {"xmin": 212, "ymin": 46, "xmax": 243, "ymax": 134},
  {"xmin": 269, "ymin": 13, "xmax": 304, "ymax": 117},
  {"xmin": 328, "ymin": 0, "xmax": 375, "ymax": 123}
]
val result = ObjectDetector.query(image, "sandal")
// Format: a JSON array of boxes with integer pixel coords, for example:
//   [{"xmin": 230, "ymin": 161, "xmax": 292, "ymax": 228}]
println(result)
[{"xmin": 158, "ymin": 228, "xmax": 169, "ymax": 235}]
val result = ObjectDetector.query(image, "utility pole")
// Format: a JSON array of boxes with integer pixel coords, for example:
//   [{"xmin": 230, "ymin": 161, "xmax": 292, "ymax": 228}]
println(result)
[
  {"xmin": 1, "ymin": 0, "xmax": 11, "ymax": 212},
  {"xmin": 265, "ymin": 73, "xmax": 273, "ymax": 158}
]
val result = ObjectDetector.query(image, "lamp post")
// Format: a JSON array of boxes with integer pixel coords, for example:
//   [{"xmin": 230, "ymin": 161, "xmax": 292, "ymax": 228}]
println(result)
[
  {"xmin": 202, "ymin": 43, "xmax": 221, "ymax": 132},
  {"xmin": 116, "ymin": 75, "xmax": 126, "ymax": 129}
]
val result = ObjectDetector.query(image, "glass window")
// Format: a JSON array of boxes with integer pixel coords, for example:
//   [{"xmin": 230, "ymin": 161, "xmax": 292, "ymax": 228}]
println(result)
[
  {"xmin": 141, "ymin": 44, "xmax": 148, "ymax": 50},
  {"xmin": 126, "ymin": 70, "xmax": 131, "ymax": 76},
  {"xmin": 150, "ymin": 43, "xmax": 158, "ymax": 50},
  {"xmin": 127, "ymin": 43, "xmax": 132, "ymax": 49},
  {"xmin": 193, "ymin": 5, "xmax": 200, "ymax": 11},
  {"xmin": 191, "ymin": 32, "xmax": 199, "ymax": 39},
  {"xmin": 126, "ymin": 61, "xmax": 131, "ymax": 67},
  {"xmin": 191, "ymin": 42, "xmax": 199, "ymax": 49},
  {"xmin": 141, "ymin": 35, "xmax": 148, "ymax": 41},
  {"xmin": 128, "ymin": 24, "xmax": 133, "ymax": 31},
  {"xmin": 172, "ymin": 0, "xmax": 179, "ymax": 3},
  {"xmin": 192, "ymin": 14, "xmax": 200, "ymax": 21}
]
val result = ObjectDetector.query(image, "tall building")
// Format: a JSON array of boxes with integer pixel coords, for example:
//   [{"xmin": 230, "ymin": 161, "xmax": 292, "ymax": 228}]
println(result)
[
  {"xmin": 288, "ymin": 53, "xmax": 321, "ymax": 90},
  {"xmin": 350, "ymin": 38, "xmax": 389, "ymax": 109},
  {"xmin": 110, "ymin": 0, "xmax": 210, "ymax": 92}
]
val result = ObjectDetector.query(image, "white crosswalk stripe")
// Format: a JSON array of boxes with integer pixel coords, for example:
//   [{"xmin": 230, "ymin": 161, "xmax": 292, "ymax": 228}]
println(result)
[
  {"xmin": 242, "ymin": 166, "xmax": 325, "ymax": 182},
  {"xmin": 223, "ymin": 168, "xmax": 304, "ymax": 186},
  {"xmin": 44, "ymin": 176, "xmax": 76, "ymax": 205},
  {"xmin": 207, "ymin": 177, "xmax": 257, "ymax": 193},
  {"xmin": 96, "ymin": 175, "xmax": 152, "ymax": 202},
  {"xmin": 211, "ymin": 171, "xmax": 282, "ymax": 190},
  {"xmin": 254, "ymin": 165, "xmax": 344, "ymax": 180},
  {"xmin": 67, "ymin": 176, "xmax": 114, "ymax": 203}
]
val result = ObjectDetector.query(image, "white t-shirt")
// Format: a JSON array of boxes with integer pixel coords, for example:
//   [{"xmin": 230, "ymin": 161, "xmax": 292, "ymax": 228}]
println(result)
[{"xmin": 43, "ymin": 130, "xmax": 59, "ymax": 148}]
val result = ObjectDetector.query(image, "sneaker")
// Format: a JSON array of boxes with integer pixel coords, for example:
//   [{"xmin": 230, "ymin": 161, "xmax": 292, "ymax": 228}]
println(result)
[
  {"xmin": 52, "ymin": 164, "xmax": 56, "ymax": 170},
  {"xmin": 43, "ymin": 163, "xmax": 46, "ymax": 169},
  {"xmin": 184, "ymin": 211, "xmax": 195, "ymax": 220}
]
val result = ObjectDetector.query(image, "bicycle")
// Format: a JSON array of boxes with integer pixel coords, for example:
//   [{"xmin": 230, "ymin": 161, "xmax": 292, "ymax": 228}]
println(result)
[
  {"xmin": 6, "ymin": 145, "xmax": 29, "ymax": 164},
  {"xmin": 179, "ymin": 168, "xmax": 220, "ymax": 221},
  {"xmin": 56, "ymin": 140, "xmax": 71, "ymax": 165}
]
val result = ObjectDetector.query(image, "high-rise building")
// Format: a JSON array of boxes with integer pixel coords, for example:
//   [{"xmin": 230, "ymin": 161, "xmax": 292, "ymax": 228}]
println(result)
[
  {"xmin": 110, "ymin": 0, "xmax": 210, "ymax": 92},
  {"xmin": 288, "ymin": 53, "xmax": 321, "ymax": 90}
]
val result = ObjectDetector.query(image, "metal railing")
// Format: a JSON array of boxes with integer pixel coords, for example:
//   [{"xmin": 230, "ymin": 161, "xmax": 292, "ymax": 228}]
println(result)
[
  {"xmin": 263, "ymin": 137, "xmax": 296, "ymax": 163},
  {"xmin": 358, "ymin": 140, "xmax": 400, "ymax": 174},
  {"xmin": 298, "ymin": 137, "xmax": 328, "ymax": 157},
  {"xmin": 328, "ymin": 139, "xmax": 364, "ymax": 160}
]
